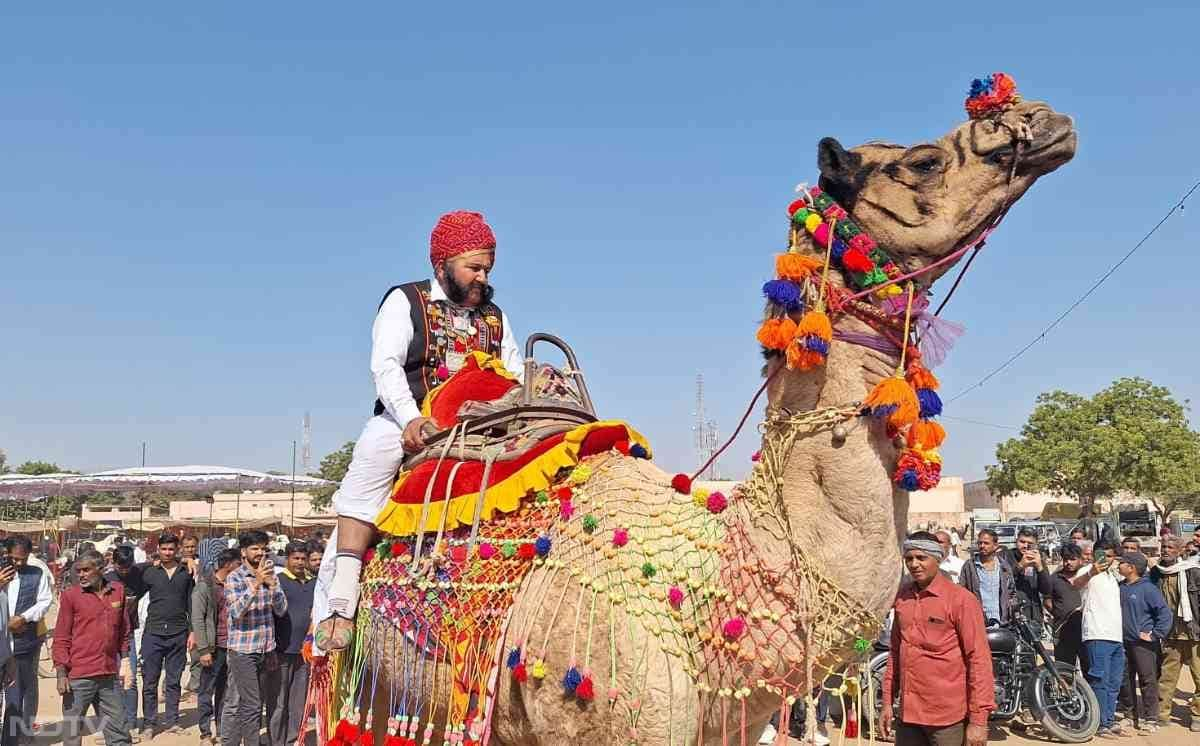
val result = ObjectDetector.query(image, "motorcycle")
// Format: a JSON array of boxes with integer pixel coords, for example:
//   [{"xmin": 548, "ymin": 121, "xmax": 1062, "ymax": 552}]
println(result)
[{"xmin": 861, "ymin": 607, "xmax": 1099, "ymax": 743}]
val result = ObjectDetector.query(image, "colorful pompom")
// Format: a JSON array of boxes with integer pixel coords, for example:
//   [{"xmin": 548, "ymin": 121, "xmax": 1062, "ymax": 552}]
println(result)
[
  {"xmin": 611, "ymin": 528, "xmax": 629, "ymax": 547},
  {"xmin": 534, "ymin": 535, "xmax": 552, "ymax": 557},
  {"xmin": 575, "ymin": 674, "xmax": 595, "ymax": 701},
  {"xmin": 905, "ymin": 362, "xmax": 940, "ymax": 391},
  {"xmin": 513, "ymin": 661, "xmax": 528, "ymax": 682},
  {"xmin": 500, "ymin": 541, "xmax": 517, "ymax": 559},
  {"xmin": 363, "ymin": 548, "xmax": 376, "ymax": 564},
  {"xmin": 562, "ymin": 666, "xmax": 583, "ymax": 694},
  {"xmin": 916, "ymin": 388, "xmax": 943, "ymax": 419},
  {"xmin": 668, "ymin": 585, "xmax": 685, "ymax": 609},
  {"xmin": 581, "ymin": 514, "xmax": 599, "ymax": 534},
  {"xmin": 390, "ymin": 542, "xmax": 405, "ymax": 557},
  {"xmin": 907, "ymin": 419, "xmax": 946, "ymax": 450},
  {"xmin": 641, "ymin": 562, "xmax": 656, "ymax": 579},
  {"xmin": 559, "ymin": 501, "xmax": 575, "ymax": 521},
  {"xmin": 775, "ymin": 252, "xmax": 822, "ymax": 282},
  {"xmin": 629, "ymin": 443, "xmax": 649, "ymax": 459},
  {"xmin": 449, "ymin": 544, "xmax": 467, "ymax": 563},
  {"xmin": 762, "ymin": 279, "xmax": 803, "ymax": 311},
  {"xmin": 787, "ymin": 309, "xmax": 832, "ymax": 371},
  {"xmin": 966, "ymin": 72, "xmax": 1021, "ymax": 119},
  {"xmin": 506, "ymin": 647, "xmax": 521, "ymax": 669},
  {"xmin": 517, "ymin": 542, "xmax": 536, "ymax": 560},
  {"xmin": 614, "ymin": 440, "xmax": 631, "ymax": 455},
  {"xmin": 863, "ymin": 375, "xmax": 920, "ymax": 427},
  {"xmin": 336, "ymin": 719, "xmax": 359, "ymax": 743},
  {"xmin": 722, "ymin": 617, "xmax": 747, "ymax": 640},
  {"xmin": 756, "ymin": 317, "xmax": 798, "ymax": 351},
  {"xmin": 478, "ymin": 542, "xmax": 497, "ymax": 560},
  {"xmin": 706, "ymin": 491, "xmax": 728, "ymax": 514},
  {"xmin": 670, "ymin": 474, "xmax": 692, "ymax": 494},
  {"xmin": 530, "ymin": 659, "xmax": 546, "ymax": 679},
  {"xmin": 555, "ymin": 486, "xmax": 573, "ymax": 501}
]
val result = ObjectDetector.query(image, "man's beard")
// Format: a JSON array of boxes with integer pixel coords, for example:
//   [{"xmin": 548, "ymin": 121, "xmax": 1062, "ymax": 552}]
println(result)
[{"xmin": 444, "ymin": 269, "xmax": 494, "ymax": 306}]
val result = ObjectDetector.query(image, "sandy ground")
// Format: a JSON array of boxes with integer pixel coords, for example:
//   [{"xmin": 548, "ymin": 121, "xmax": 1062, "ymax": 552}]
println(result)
[{"xmin": 21, "ymin": 669, "xmax": 1196, "ymax": 745}]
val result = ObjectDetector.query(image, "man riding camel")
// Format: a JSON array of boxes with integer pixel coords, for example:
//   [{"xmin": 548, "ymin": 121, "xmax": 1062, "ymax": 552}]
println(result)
[{"xmin": 313, "ymin": 210, "xmax": 523, "ymax": 650}]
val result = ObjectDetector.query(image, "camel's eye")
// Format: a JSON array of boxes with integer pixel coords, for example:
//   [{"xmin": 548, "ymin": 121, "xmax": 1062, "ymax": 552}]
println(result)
[{"xmin": 910, "ymin": 157, "xmax": 941, "ymax": 174}]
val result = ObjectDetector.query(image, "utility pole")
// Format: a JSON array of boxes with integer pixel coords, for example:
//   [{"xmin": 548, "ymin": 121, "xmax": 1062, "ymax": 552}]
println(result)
[
  {"xmin": 301, "ymin": 412, "xmax": 312, "ymax": 474},
  {"xmin": 139, "ymin": 441, "xmax": 147, "ymax": 534},
  {"xmin": 291, "ymin": 440, "xmax": 297, "ymax": 528}
]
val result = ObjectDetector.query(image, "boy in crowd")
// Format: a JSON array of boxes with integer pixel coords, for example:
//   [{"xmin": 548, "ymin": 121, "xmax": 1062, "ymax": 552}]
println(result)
[
  {"xmin": 267, "ymin": 541, "xmax": 316, "ymax": 746},
  {"xmin": 1047, "ymin": 543, "xmax": 1087, "ymax": 677},
  {"xmin": 1116, "ymin": 552, "xmax": 1171, "ymax": 734}
]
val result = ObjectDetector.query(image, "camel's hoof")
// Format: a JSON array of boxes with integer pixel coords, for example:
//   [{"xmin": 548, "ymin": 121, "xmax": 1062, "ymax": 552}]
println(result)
[{"xmin": 315, "ymin": 615, "xmax": 355, "ymax": 651}]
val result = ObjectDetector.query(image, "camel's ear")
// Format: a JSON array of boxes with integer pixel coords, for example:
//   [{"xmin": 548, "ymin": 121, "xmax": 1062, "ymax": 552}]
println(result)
[{"xmin": 817, "ymin": 137, "xmax": 860, "ymax": 183}]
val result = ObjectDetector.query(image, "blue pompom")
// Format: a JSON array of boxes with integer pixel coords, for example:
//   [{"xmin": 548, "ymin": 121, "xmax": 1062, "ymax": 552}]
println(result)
[
  {"xmin": 899, "ymin": 469, "xmax": 920, "ymax": 491},
  {"xmin": 562, "ymin": 666, "xmax": 582, "ymax": 693},
  {"xmin": 534, "ymin": 535, "xmax": 552, "ymax": 557},
  {"xmin": 831, "ymin": 238, "xmax": 847, "ymax": 262},
  {"xmin": 968, "ymin": 76, "xmax": 993, "ymax": 97},
  {"xmin": 916, "ymin": 388, "xmax": 943, "ymax": 419},
  {"xmin": 629, "ymin": 443, "xmax": 649, "ymax": 459},
  {"xmin": 762, "ymin": 280, "xmax": 803, "ymax": 312},
  {"xmin": 803, "ymin": 337, "xmax": 829, "ymax": 355},
  {"xmin": 506, "ymin": 647, "xmax": 521, "ymax": 669},
  {"xmin": 870, "ymin": 403, "xmax": 899, "ymax": 419}
]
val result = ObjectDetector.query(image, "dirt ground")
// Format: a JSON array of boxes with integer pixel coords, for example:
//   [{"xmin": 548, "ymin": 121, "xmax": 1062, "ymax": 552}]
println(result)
[{"xmin": 22, "ymin": 669, "xmax": 1197, "ymax": 745}]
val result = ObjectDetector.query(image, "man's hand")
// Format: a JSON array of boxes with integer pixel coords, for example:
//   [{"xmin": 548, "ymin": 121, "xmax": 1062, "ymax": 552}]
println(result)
[
  {"xmin": 966, "ymin": 723, "xmax": 987, "ymax": 746},
  {"xmin": 187, "ymin": 632, "xmax": 196, "ymax": 651},
  {"xmin": 8, "ymin": 615, "xmax": 26, "ymax": 634},
  {"xmin": 879, "ymin": 708, "xmax": 892, "ymax": 740},
  {"xmin": 0, "ymin": 566, "xmax": 15, "ymax": 587},
  {"xmin": 56, "ymin": 669, "xmax": 71, "ymax": 696},
  {"xmin": 255, "ymin": 562, "xmax": 276, "ymax": 589},
  {"xmin": 199, "ymin": 652, "xmax": 214, "ymax": 668},
  {"xmin": 1028, "ymin": 549, "xmax": 1043, "ymax": 571},
  {"xmin": 119, "ymin": 660, "xmax": 132, "ymax": 689},
  {"xmin": 1139, "ymin": 631, "xmax": 1153, "ymax": 642},
  {"xmin": 185, "ymin": 558, "xmax": 199, "ymax": 575},
  {"xmin": 402, "ymin": 417, "xmax": 435, "ymax": 453}
]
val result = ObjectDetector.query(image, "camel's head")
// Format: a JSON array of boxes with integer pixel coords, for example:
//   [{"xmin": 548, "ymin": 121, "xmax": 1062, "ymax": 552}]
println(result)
[{"xmin": 817, "ymin": 99, "xmax": 1076, "ymax": 282}]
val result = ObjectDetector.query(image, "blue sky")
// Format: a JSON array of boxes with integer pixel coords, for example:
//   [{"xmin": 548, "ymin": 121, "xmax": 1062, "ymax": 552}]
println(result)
[{"xmin": 2, "ymin": 2, "xmax": 1197, "ymax": 481}]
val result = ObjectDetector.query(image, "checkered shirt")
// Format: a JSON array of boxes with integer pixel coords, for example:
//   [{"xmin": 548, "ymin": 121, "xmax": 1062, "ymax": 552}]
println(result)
[{"xmin": 223, "ymin": 563, "xmax": 288, "ymax": 654}]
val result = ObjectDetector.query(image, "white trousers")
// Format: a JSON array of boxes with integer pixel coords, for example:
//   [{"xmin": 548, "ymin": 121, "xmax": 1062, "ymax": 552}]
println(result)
[{"xmin": 312, "ymin": 413, "xmax": 406, "ymax": 637}]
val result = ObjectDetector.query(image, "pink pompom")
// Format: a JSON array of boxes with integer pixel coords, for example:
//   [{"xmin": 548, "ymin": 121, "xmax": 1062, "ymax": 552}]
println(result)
[
  {"xmin": 667, "ymin": 585, "xmax": 684, "ymax": 610},
  {"xmin": 559, "ymin": 501, "xmax": 575, "ymax": 520},
  {"xmin": 478, "ymin": 543, "xmax": 497, "ymax": 560},
  {"xmin": 612, "ymin": 528, "xmax": 629, "ymax": 547},
  {"xmin": 706, "ymin": 491, "xmax": 728, "ymax": 514},
  {"xmin": 722, "ymin": 617, "xmax": 747, "ymax": 640},
  {"xmin": 751, "ymin": 450, "xmax": 761, "ymax": 462},
  {"xmin": 812, "ymin": 222, "xmax": 831, "ymax": 247},
  {"xmin": 436, "ymin": 364, "xmax": 450, "ymax": 380}
]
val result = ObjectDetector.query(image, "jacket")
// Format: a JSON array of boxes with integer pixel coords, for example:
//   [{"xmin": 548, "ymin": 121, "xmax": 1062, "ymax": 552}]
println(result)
[
  {"xmin": 191, "ymin": 572, "xmax": 221, "ymax": 657},
  {"xmin": 958, "ymin": 553, "xmax": 1016, "ymax": 624},
  {"xmin": 1149, "ymin": 563, "xmax": 1200, "ymax": 639},
  {"xmin": 1119, "ymin": 577, "xmax": 1172, "ymax": 643}
]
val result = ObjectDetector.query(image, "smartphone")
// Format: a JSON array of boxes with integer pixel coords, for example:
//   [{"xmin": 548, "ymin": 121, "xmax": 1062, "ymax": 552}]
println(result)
[
  {"xmin": 0, "ymin": 556, "xmax": 10, "ymax": 570},
  {"xmin": 259, "ymin": 553, "xmax": 274, "ymax": 571}
]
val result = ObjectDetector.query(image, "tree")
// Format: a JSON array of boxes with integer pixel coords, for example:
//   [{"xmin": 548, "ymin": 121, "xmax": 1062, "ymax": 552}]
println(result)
[
  {"xmin": 986, "ymin": 377, "xmax": 1198, "ymax": 517},
  {"xmin": 15, "ymin": 460, "xmax": 63, "ymax": 475},
  {"xmin": 0, "ymin": 448, "xmax": 8, "ymax": 474},
  {"xmin": 310, "ymin": 441, "xmax": 355, "ymax": 512}
]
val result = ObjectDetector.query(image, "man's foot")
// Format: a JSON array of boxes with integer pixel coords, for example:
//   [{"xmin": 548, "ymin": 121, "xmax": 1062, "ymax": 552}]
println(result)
[
  {"xmin": 1191, "ymin": 719, "xmax": 1200, "ymax": 733},
  {"xmin": 165, "ymin": 725, "xmax": 185, "ymax": 735},
  {"xmin": 1136, "ymin": 721, "xmax": 1158, "ymax": 735},
  {"xmin": 1095, "ymin": 726, "xmax": 1119, "ymax": 740},
  {"xmin": 757, "ymin": 723, "xmax": 777, "ymax": 745},
  {"xmin": 130, "ymin": 729, "xmax": 142, "ymax": 744},
  {"xmin": 315, "ymin": 614, "xmax": 356, "ymax": 651}
]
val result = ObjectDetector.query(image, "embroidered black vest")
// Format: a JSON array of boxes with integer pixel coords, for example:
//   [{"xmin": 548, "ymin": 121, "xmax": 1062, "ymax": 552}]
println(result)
[{"xmin": 373, "ymin": 280, "xmax": 505, "ymax": 417}]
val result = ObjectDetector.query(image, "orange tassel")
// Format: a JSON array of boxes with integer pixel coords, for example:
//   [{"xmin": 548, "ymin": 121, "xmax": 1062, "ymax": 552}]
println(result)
[
  {"xmin": 775, "ymin": 252, "xmax": 823, "ymax": 282},
  {"xmin": 864, "ymin": 375, "xmax": 920, "ymax": 428},
  {"xmin": 905, "ymin": 361, "xmax": 940, "ymax": 391},
  {"xmin": 755, "ymin": 318, "xmax": 797, "ymax": 351},
  {"xmin": 795, "ymin": 309, "xmax": 832, "ymax": 342},
  {"xmin": 907, "ymin": 419, "xmax": 946, "ymax": 450},
  {"xmin": 786, "ymin": 341, "xmax": 826, "ymax": 371}
]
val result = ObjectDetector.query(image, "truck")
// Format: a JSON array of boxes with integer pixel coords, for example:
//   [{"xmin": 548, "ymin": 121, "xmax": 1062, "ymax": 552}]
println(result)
[{"xmin": 1065, "ymin": 500, "xmax": 1165, "ymax": 556}]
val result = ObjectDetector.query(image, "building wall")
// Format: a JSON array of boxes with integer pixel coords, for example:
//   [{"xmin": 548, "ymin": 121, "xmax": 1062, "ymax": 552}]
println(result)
[
  {"xmin": 81, "ymin": 504, "xmax": 152, "ymax": 522},
  {"xmin": 169, "ymin": 491, "xmax": 321, "ymax": 521}
]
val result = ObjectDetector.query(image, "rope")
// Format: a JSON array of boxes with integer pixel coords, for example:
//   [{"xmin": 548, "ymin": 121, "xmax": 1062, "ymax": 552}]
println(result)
[{"xmin": 896, "ymin": 282, "xmax": 915, "ymax": 374}]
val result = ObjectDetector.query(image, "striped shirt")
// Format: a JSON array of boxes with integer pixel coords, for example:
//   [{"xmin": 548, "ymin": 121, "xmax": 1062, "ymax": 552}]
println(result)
[{"xmin": 223, "ymin": 563, "xmax": 288, "ymax": 654}]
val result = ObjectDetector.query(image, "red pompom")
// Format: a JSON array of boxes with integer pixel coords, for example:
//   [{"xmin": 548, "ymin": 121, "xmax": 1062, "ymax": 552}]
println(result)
[
  {"xmin": 362, "ymin": 548, "xmax": 376, "ymax": 564},
  {"xmin": 556, "ymin": 486, "xmax": 573, "ymax": 501},
  {"xmin": 513, "ymin": 661, "xmax": 528, "ymax": 682},
  {"xmin": 575, "ymin": 675, "xmax": 595, "ymax": 701},
  {"xmin": 390, "ymin": 542, "xmax": 405, "ymax": 557},
  {"xmin": 449, "ymin": 544, "xmax": 467, "ymax": 563},
  {"xmin": 786, "ymin": 198, "xmax": 807, "ymax": 217},
  {"xmin": 517, "ymin": 542, "xmax": 536, "ymax": 560},
  {"xmin": 841, "ymin": 248, "xmax": 874, "ymax": 273},
  {"xmin": 670, "ymin": 474, "xmax": 692, "ymax": 494},
  {"xmin": 359, "ymin": 731, "xmax": 374, "ymax": 746},
  {"xmin": 335, "ymin": 720, "xmax": 359, "ymax": 743},
  {"xmin": 614, "ymin": 440, "xmax": 631, "ymax": 456}
]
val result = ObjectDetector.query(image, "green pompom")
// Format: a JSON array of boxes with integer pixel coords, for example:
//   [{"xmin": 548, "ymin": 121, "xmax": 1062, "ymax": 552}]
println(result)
[
  {"xmin": 535, "ymin": 490, "xmax": 549, "ymax": 504},
  {"xmin": 641, "ymin": 562, "xmax": 656, "ymax": 579},
  {"xmin": 582, "ymin": 514, "xmax": 599, "ymax": 534},
  {"xmin": 854, "ymin": 637, "xmax": 870, "ymax": 653},
  {"xmin": 501, "ymin": 541, "xmax": 517, "ymax": 558},
  {"xmin": 790, "ymin": 208, "xmax": 812, "ymax": 224}
]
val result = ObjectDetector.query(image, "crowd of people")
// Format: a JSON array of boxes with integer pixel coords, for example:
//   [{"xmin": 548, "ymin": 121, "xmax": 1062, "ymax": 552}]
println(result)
[
  {"xmin": 879, "ymin": 525, "xmax": 1200, "ymax": 745},
  {"xmin": 1, "ymin": 528, "xmax": 327, "ymax": 746}
]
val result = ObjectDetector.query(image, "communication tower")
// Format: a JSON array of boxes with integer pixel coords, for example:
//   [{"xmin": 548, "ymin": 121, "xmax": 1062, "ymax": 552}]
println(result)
[{"xmin": 301, "ymin": 411, "xmax": 312, "ymax": 473}]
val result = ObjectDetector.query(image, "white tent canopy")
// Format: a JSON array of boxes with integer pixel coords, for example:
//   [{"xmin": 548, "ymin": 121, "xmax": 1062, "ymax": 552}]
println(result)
[{"xmin": 0, "ymin": 465, "xmax": 334, "ymax": 500}]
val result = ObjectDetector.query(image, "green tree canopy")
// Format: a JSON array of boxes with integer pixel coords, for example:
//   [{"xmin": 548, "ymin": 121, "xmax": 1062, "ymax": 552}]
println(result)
[
  {"xmin": 15, "ymin": 460, "xmax": 64, "ymax": 475},
  {"xmin": 0, "ymin": 449, "xmax": 8, "ymax": 474},
  {"xmin": 986, "ymin": 377, "xmax": 1199, "ymax": 517},
  {"xmin": 309, "ymin": 441, "xmax": 355, "ymax": 512}
]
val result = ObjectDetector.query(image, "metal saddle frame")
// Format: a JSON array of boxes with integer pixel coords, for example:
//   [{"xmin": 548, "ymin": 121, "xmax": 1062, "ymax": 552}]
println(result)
[{"xmin": 401, "ymin": 333, "xmax": 598, "ymax": 471}]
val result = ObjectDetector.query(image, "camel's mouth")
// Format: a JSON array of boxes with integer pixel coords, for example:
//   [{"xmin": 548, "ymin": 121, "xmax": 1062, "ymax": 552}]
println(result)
[{"xmin": 986, "ymin": 107, "xmax": 1077, "ymax": 176}]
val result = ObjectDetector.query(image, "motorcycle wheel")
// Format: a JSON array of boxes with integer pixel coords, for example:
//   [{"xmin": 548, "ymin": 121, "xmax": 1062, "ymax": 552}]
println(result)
[
  {"xmin": 1031, "ymin": 663, "xmax": 1099, "ymax": 743},
  {"xmin": 859, "ymin": 655, "xmax": 894, "ymax": 742}
]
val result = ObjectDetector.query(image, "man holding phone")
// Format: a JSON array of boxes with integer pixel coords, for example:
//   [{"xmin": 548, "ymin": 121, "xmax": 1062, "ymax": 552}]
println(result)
[
  {"xmin": 1071, "ymin": 540, "xmax": 1126, "ymax": 738},
  {"xmin": 1010, "ymin": 527, "xmax": 1052, "ymax": 636},
  {"xmin": 224, "ymin": 531, "xmax": 287, "ymax": 746}
]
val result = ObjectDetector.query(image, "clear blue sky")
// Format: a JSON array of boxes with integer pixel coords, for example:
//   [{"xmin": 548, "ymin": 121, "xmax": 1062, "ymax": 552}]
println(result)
[{"xmin": 2, "ymin": 2, "xmax": 1198, "ymax": 481}]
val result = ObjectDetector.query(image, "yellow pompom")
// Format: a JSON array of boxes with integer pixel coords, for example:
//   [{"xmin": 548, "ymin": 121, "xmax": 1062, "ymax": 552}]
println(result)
[
  {"xmin": 874, "ymin": 284, "xmax": 904, "ymax": 300},
  {"xmin": 804, "ymin": 213, "xmax": 823, "ymax": 232}
]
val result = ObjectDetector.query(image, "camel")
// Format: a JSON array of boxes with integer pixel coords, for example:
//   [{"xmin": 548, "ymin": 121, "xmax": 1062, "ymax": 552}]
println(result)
[{"xmin": 328, "ymin": 93, "xmax": 1077, "ymax": 746}]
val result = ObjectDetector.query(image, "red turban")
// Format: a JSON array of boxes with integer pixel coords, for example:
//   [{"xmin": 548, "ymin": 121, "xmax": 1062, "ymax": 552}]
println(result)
[{"xmin": 429, "ymin": 211, "xmax": 496, "ymax": 268}]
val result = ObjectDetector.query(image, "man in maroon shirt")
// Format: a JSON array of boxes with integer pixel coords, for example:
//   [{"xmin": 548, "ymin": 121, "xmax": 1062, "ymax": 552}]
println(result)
[
  {"xmin": 52, "ymin": 550, "xmax": 133, "ymax": 746},
  {"xmin": 882, "ymin": 531, "xmax": 995, "ymax": 746}
]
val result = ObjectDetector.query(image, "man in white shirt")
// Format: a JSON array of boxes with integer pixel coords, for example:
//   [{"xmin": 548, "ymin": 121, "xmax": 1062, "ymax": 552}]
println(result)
[
  {"xmin": 314, "ymin": 211, "xmax": 523, "ymax": 650},
  {"xmin": 1070, "ymin": 539, "xmax": 1127, "ymax": 737},
  {"xmin": 936, "ymin": 530, "xmax": 965, "ymax": 583}
]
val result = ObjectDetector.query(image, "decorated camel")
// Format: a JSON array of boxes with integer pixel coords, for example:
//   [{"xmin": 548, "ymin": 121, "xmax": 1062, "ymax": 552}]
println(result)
[{"xmin": 310, "ymin": 75, "xmax": 1076, "ymax": 746}]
